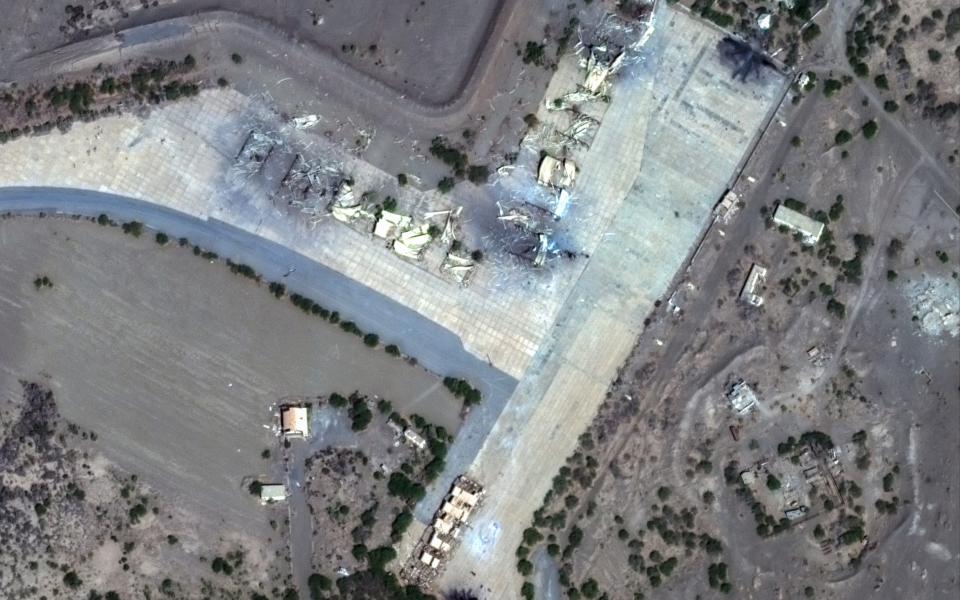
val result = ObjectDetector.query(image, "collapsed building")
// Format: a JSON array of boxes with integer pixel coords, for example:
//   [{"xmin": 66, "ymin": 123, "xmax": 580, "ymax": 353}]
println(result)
[
  {"xmin": 403, "ymin": 476, "xmax": 484, "ymax": 586},
  {"xmin": 739, "ymin": 263, "xmax": 768, "ymax": 307},
  {"xmin": 727, "ymin": 380, "xmax": 758, "ymax": 414}
]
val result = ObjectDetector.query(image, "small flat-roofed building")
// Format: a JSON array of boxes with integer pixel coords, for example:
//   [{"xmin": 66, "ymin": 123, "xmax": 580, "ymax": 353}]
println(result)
[
  {"xmin": 259, "ymin": 484, "xmax": 287, "ymax": 505},
  {"xmin": 404, "ymin": 429, "xmax": 427, "ymax": 450},
  {"xmin": 420, "ymin": 549, "xmax": 435, "ymax": 566},
  {"xmin": 434, "ymin": 518, "xmax": 454, "ymax": 535},
  {"xmin": 281, "ymin": 405, "xmax": 309, "ymax": 438},
  {"xmin": 727, "ymin": 380, "xmax": 758, "ymax": 414},
  {"xmin": 773, "ymin": 205, "xmax": 825, "ymax": 244},
  {"xmin": 739, "ymin": 263, "xmax": 768, "ymax": 307}
]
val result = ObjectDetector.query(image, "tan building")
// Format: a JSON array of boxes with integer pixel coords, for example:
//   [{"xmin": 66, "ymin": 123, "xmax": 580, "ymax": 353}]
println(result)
[{"xmin": 281, "ymin": 405, "xmax": 309, "ymax": 438}]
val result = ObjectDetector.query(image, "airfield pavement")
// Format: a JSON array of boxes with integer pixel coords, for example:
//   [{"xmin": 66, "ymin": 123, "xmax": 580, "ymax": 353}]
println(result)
[
  {"xmin": 438, "ymin": 6, "xmax": 787, "ymax": 596},
  {"xmin": 0, "ymin": 3, "xmax": 791, "ymax": 597}
]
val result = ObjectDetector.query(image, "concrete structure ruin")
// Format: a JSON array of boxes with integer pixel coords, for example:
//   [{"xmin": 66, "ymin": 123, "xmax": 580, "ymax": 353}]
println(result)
[
  {"xmin": 714, "ymin": 190, "xmax": 741, "ymax": 224},
  {"xmin": 403, "ymin": 476, "xmax": 484, "ymax": 586},
  {"xmin": 537, "ymin": 155, "xmax": 578, "ymax": 189},
  {"xmin": 773, "ymin": 204, "xmax": 825, "ymax": 244},
  {"xmin": 727, "ymin": 380, "xmax": 758, "ymax": 414},
  {"xmin": 739, "ymin": 263, "xmax": 768, "ymax": 307}
]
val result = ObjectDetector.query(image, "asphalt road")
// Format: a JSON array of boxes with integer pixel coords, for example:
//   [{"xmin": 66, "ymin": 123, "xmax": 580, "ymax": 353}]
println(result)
[{"xmin": 0, "ymin": 186, "xmax": 517, "ymax": 519}]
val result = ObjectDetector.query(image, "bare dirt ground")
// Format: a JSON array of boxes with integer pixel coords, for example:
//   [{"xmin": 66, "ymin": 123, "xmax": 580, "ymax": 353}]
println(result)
[
  {"xmin": 0, "ymin": 381, "xmax": 289, "ymax": 599},
  {"xmin": 0, "ymin": 216, "xmax": 462, "ymax": 542}
]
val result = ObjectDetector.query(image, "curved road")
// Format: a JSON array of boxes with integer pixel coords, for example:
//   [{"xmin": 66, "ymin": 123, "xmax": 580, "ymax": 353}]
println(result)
[
  {"xmin": 1, "ymin": 3, "xmax": 532, "ymax": 135},
  {"xmin": 0, "ymin": 186, "xmax": 517, "ymax": 559}
]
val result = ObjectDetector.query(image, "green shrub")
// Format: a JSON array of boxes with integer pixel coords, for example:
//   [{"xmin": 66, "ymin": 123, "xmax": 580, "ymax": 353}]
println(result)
[
  {"xmin": 307, "ymin": 573, "xmax": 332, "ymax": 599},
  {"xmin": 437, "ymin": 177, "xmax": 455, "ymax": 193},
  {"xmin": 827, "ymin": 298, "xmax": 846, "ymax": 318},
  {"xmin": 363, "ymin": 333, "xmax": 379, "ymax": 347},
  {"xmin": 862, "ymin": 120, "xmax": 878, "ymax": 139},
  {"xmin": 63, "ymin": 571, "xmax": 82, "ymax": 588},
  {"xmin": 366, "ymin": 546, "xmax": 397, "ymax": 571},
  {"xmin": 834, "ymin": 129, "xmax": 853, "ymax": 145},
  {"xmin": 349, "ymin": 398, "xmax": 373, "ymax": 431},
  {"xmin": 522, "ymin": 41, "xmax": 546, "ymax": 66},
  {"xmin": 521, "ymin": 582, "xmax": 535, "ymax": 600},
  {"xmin": 517, "ymin": 558, "xmax": 533, "ymax": 576},
  {"xmin": 387, "ymin": 472, "xmax": 425, "ymax": 503},
  {"xmin": 522, "ymin": 527, "xmax": 543, "ymax": 545},
  {"xmin": 802, "ymin": 23, "xmax": 820, "ymax": 42},
  {"xmin": 823, "ymin": 79, "xmax": 843, "ymax": 96},
  {"xmin": 121, "ymin": 221, "xmax": 144, "ymax": 237},
  {"xmin": 390, "ymin": 511, "xmax": 414, "ymax": 540}
]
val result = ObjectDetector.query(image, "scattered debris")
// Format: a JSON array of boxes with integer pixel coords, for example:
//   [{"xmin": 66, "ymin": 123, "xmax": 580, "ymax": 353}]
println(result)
[
  {"xmin": 904, "ymin": 276, "xmax": 960, "ymax": 338},
  {"xmin": 727, "ymin": 380, "xmax": 758, "ymax": 414},
  {"xmin": 402, "ymin": 476, "xmax": 485, "ymax": 586},
  {"xmin": 714, "ymin": 190, "xmax": 741, "ymax": 224},
  {"xmin": 537, "ymin": 155, "xmax": 578, "ymax": 189},
  {"xmin": 739, "ymin": 263, "xmax": 768, "ymax": 307}
]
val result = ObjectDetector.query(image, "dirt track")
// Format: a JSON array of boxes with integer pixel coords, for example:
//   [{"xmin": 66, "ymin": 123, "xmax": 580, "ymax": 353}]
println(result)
[{"xmin": 0, "ymin": 0, "xmax": 549, "ymax": 131}]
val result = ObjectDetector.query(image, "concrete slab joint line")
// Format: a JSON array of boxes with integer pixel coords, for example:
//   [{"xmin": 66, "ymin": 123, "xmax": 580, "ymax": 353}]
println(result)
[
  {"xmin": 0, "ymin": 4, "xmax": 787, "ymax": 598},
  {"xmin": 435, "ymin": 5, "xmax": 786, "ymax": 596}
]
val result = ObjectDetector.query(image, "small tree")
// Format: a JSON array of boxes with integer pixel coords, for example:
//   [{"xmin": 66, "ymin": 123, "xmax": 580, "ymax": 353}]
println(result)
[
  {"xmin": 438, "ymin": 177, "xmax": 455, "ymax": 193},
  {"xmin": 231, "ymin": 53, "xmax": 243, "ymax": 64},
  {"xmin": 155, "ymin": 232, "xmax": 169, "ymax": 245},
  {"xmin": 521, "ymin": 582, "xmax": 535, "ymax": 600},
  {"xmin": 467, "ymin": 165, "xmax": 490, "ymax": 184},
  {"xmin": 517, "ymin": 558, "xmax": 533, "ymax": 576},
  {"xmin": 861, "ymin": 120, "xmax": 878, "ymax": 139},
  {"xmin": 834, "ymin": 130, "xmax": 853, "ymax": 145}
]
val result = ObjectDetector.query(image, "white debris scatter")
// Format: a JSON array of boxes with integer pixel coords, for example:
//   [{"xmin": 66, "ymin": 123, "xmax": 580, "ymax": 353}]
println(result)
[{"xmin": 904, "ymin": 275, "xmax": 960, "ymax": 338}]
